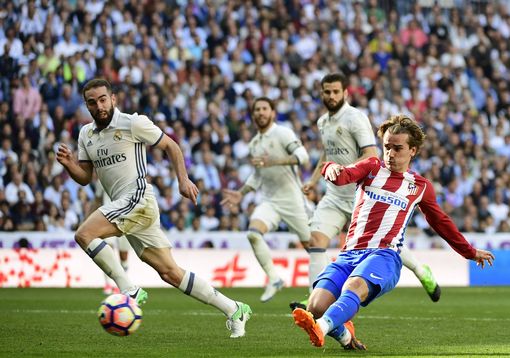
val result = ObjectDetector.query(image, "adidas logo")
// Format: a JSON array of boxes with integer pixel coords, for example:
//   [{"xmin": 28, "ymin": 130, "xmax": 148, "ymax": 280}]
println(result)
[{"xmin": 87, "ymin": 140, "xmax": 93, "ymax": 147}]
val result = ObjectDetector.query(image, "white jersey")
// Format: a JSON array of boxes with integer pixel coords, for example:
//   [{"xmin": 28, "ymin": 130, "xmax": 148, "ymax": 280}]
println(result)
[
  {"xmin": 317, "ymin": 102, "xmax": 376, "ymax": 200},
  {"xmin": 246, "ymin": 123, "xmax": 307, "ymax": 207},
  {"xmin": 78, "ymin": 108, "xmax": 163, "ymax": 201}
]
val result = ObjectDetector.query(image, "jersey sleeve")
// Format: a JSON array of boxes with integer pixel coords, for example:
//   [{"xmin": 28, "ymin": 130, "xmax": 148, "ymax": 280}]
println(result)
[
  {"xmin": 131, "ymin": 114, "xmax": 164, "ymax": 145},
  {"xmin": 78, "ymin": 126, "xmax": 91, "ymax": 162},
  {"xmin": 418, "ymin": 179, "xmax": 477, "ymax": 259},
  {"xmin": 349, "ymin": 111, "xmax": 376, "ymax": 149},
  {"xmin": 322, "ymin": 157, "xmax": 380, "ymax": 185},
  {"xmin": 279, "ymin": 127, "xmax": 309, "ymax": 164}
]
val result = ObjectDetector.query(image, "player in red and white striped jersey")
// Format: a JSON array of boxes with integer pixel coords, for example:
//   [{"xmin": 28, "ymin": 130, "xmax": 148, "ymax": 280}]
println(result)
[{"xmin": 292, "ymin": 114, "xmax": 495, "ymax": 350}]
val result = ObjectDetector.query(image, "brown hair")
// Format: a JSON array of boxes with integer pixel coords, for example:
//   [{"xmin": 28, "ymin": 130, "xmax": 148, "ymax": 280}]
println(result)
[
  {"xmin": 320, "ymin": 72, "xmax": 349, "ymax": 90},
  {"xmin": 251, "ymin": 97, "xmax": 275, "ymax": 113},
  {"xmin": 377, "ymin": 114, "xmax": 426, "ymax": 156},
  {"xmin": 82, "ymin": 78, "xmax": 112, "ymax": 98}
]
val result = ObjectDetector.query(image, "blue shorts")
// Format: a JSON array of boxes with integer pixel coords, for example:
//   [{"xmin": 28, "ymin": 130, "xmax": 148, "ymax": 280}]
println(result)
[{"xmin": 314, "ymin": 248, "xmax": 402, "ymax": 306}]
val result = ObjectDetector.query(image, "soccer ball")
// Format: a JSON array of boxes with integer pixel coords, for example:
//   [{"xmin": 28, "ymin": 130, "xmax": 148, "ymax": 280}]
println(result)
[{"xmin": 98, "ymin": 294, "xmax": 142, "ymax": 336}]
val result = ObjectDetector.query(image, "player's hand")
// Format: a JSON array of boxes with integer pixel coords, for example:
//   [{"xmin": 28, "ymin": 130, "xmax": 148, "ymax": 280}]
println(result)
[
  {"xmin": 473, "ymin": 249, "xmax": 495, "ymax": 269},
  {"xmin": 56, "ymin": 143, "xmax": 74, "ymax": 167},
  {"xmin": 324, "ymin": 163, "xmax": 343, "ymax": 182},
  {"xmin": 302, "ymin": 182, "xmax": 315, "ymax": 194},
  {"xmin": 251, "ymin": 155, "xmax": 272, "ymax": 168},
  {"xmin": 179, "ymin": 178, "xmax": 199, "ymax": 205},
  {"xmin": 220, "ymin": 189, "xmax": 242, "ymax": 207}
]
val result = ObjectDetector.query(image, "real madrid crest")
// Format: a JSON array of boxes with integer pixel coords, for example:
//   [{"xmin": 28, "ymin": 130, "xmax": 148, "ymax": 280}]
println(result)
[
  {"xmin": 87, "ymin": 129, "xmax": 93, "ymax": 138},
  {"xmin": 336, "ymin": 127, "xmax": 343, "ymax": 136},
  {"xmin": 113, "ymin": 130, "xmax": 122, "ymax": 141}
]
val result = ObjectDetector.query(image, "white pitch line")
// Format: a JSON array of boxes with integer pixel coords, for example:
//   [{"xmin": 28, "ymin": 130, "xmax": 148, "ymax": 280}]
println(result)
[{"xmin": 6, "ymin": 309, "xmax": 510, "ymax": 322}]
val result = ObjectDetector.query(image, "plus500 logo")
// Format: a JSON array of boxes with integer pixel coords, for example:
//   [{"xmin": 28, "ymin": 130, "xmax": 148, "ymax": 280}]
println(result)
[{"xmin": 364, "ymin": 190, "xmax": 408, "ymax": 210}]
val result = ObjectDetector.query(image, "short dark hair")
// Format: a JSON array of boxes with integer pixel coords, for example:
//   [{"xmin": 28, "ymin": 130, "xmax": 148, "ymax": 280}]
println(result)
[
  {"xmin": 377, "ymin": 114, "xmax": 426, "ymax": 156},
  {"xmin": 82, "ymin": 78, "xmax": 112, "ymax": 98},
  {"xmin": 251, "ymin": 96, "xmax": 275, "ymax": 113},
  {"xmin": 320, "ymin": 72, "xmax": 349, "ymax": 90}
]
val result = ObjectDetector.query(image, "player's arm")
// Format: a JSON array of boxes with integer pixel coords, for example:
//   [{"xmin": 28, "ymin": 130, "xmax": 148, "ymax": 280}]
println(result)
[
  {"xmin": 221, "ymin": 184, "xmax": 255, "ymax": 207},
  {"xmin": 302, "ymin": 152, "xmax": 326, "ymax": 194},
  {"xmin": 357, "ymin": 145, "xmax": 378, "ymax": 162},
  {"xmin": 155, "ymin": 134, "xmax": 198, "ymax": 205},
  {"xmin": 56, "ymin": 143, "xmax": 93, "ymax": 185},
  {"xmin": 419, "ymin": 181, "xmax": 495, "ymax": 267},
  {"xmin": 322, "ymin": 157, "xmax": 379, "ymax": 185}
]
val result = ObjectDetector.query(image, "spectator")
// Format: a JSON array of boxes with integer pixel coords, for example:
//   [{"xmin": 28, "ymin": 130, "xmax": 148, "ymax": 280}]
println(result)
[
  {"xmin": 192, "ymin": 150, "xmax": 221, "ymax": 191},
  {"xmin": 5, "ymin": 172, "xmax": 34, "ymax": 205},
  {"xmin": 12, "ymin": 74, "xmax": 42, "ymax": 121}
]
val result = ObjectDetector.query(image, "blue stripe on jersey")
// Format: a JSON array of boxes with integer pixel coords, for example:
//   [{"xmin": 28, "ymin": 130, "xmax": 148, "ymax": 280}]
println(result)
[
  {"xmin": 152, "ymin": 132, "xmax": 164, "ymax": 146},
  {"xmin": 105, "ymin": 143, "xmax": 147, "ymax": 221}
]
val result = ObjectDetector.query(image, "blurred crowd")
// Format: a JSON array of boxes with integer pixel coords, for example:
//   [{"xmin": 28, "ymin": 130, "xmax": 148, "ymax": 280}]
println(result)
[{"xmin": 1, "ymin": 0, "xmax": 510, "ymax": 238}]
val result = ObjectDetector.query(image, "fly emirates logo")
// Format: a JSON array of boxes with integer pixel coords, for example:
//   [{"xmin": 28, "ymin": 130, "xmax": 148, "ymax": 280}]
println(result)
[
  {"xmin": 93, "ymin": 148, "xmax": 127, "ymax": 168},
  {"xmin": 364, "ymin": 186, "xmax": 409, "ymax": 210}
]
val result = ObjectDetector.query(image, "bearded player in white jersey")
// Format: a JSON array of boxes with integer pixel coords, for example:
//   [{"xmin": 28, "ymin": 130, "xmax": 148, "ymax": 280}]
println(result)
[
  {"xmin": 56, "ymin": 78, "xmax": 251, "ymax": 338},
  {"xmin": 221, "ymin": 97, "xmax": 311, "ymax": 302},
  {"xmin": 292, "ymin": 114, "xmax": 495, "ymax": 350},
  {"xmin": 291, "ymin": 73, "xmax": 440, "ymax": 311}
]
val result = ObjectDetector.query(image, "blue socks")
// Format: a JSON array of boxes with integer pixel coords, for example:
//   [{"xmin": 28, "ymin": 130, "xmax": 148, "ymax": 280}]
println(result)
[{"xmin": 323, "ymin": 290, "xmax": 361, "ymax": 337}]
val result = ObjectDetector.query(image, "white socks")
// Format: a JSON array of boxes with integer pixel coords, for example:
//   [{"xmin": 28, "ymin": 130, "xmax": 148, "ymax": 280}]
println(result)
[
  {"xmin": 308, "ymin": 248, "xmax": 329, "ymax": 291},
  {"xmin": 400, "ymin": 245, "xmax": 425, "ymax": 277},
  {"xmin": 178, "ymin": 270, "xmax": 238, "ymax": 317},
  {"xmin": 86, "ymin": 238, "xmax": 136, "ymax": 293},
  {"xmin": 247, "ymin": 231, "xmax": 280, "ymax": 283}
]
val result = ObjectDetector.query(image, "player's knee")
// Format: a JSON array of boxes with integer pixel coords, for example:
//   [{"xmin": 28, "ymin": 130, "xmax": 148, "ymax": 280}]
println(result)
[
  {"xmin": 309, "ymin": 233, "xmax": 329, "ymax": 248},
  {"xmin": 74, "ymin": 229, "xmax": 93, "ymax": 249},
  {"xmin": 343, "ymin": 277, "xmax": 369, "ymax": 301}
]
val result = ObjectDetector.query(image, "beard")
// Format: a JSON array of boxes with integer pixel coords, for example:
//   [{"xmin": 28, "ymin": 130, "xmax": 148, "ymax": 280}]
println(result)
[
  {"xmin": 92, "ymin": 105, "xmax": 114, "ymax": 127},
  {"xmin": 255, "ymin": 115, "xmax": 272, "ymax": 131},
  {"xmin": 323, "ymin": 97, "xmax": 345, "ymax": 114}
]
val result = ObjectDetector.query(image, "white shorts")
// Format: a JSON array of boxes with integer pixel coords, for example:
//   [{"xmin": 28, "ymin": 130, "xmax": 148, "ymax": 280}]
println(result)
[
  {"xmin": 99, "ymin": 194, "xmax": 171, "ymax": 257},
  {"xmin": 309, "ymin": 195, "xmax": 354, "ymax": 239},
  {"xmin": 250, "ymin": 201, "xmax": 310, "ymax": 242},
  {"xmin": 104, "ymin": 235, "xmax": 131, "ymax": 252}
]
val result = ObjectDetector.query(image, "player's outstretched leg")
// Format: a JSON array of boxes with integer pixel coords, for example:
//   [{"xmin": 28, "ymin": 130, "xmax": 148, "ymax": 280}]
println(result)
[
  {"xmin": 247, "ymin": 230, "xmax": 284, "ymax": 302},
  {"xmin": 418, "ymin": 264, "xmax": 441, "ymax": 302},
  {"xmin": 226, "ymin": 302, "xmax": 253, "ymax": 338},
  {"xmin": 399, "ymin": 246, "xmax": 441, "ymax": 302}
]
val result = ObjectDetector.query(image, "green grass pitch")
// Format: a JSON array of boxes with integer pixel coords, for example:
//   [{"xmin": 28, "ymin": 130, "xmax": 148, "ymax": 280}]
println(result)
[{"xmin": 1, "ymin": 286, "xmax": 509, "ymax": 357}]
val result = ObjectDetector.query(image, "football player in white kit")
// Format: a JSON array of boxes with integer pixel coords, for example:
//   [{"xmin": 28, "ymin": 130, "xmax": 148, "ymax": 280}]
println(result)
[
  {"xmin": 221, "ymin": 97, "xmax": 311, "ymax": 302},
  {"xmin": 291, "ymin": 73, "xmax": 440, "ymax": 310},
  {"xmin": 56, "ymin": 79, "xmax": 251, "ymax": 338}
]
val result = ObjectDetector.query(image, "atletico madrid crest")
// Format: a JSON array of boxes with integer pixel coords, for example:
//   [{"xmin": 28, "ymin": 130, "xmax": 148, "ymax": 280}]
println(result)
[{"xmin": 407, "ymin": 182, "xmax": 417, "ymax": 196}]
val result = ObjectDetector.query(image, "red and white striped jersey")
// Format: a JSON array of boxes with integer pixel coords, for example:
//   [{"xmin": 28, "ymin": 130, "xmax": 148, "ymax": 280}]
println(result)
[{"xmin": 322, "ymin": 157, "xmax": 476, "ymax": 259}]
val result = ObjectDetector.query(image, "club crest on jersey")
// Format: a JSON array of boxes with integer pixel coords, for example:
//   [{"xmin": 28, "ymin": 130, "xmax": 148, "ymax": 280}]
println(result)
[
  {"xmin": 87, "ymin": 129, "xmax": 94, "ymax": 138},
  {"xmin": 113, "ymin": 130, "xmax": 122, "ymax": 141},
  {"xmin": 408, "ymin": 182, "xmax": 418, "ymax": 196},
  {"xmin": 336, "ymin": 127, "xmax": 343, "ymax": 136}
]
